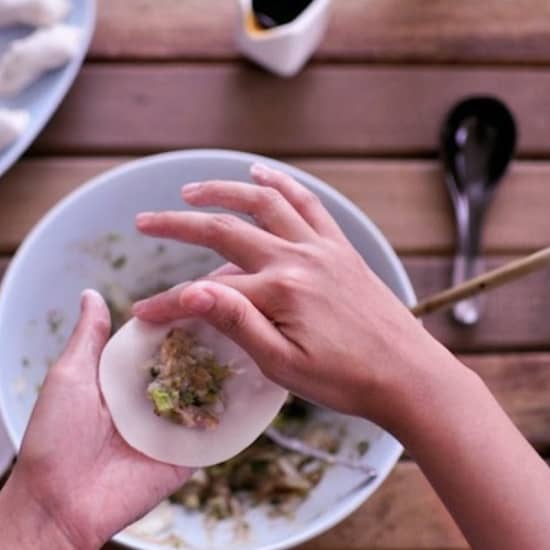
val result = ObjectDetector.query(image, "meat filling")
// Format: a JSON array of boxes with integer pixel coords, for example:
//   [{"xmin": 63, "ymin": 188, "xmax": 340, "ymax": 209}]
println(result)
[{"xmin": 146, "ymin": 328, "xmax": 231, "ymax": 429}]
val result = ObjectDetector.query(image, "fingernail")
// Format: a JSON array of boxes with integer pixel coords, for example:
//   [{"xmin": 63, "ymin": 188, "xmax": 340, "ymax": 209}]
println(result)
[
  {"xmin": 136, "ymin": 212, "xmax": 155, "ymax": 226},
  {"xmin": 80, "ymin": 289, "xmax": 89, "ymax": 310},
  {"xmin": 250, "ymin": 163, "xmax": 271, "ymax": 180},
  {"xmin": 184, "ymin": 289, "xmax": 216, "ymax": 314},
  {"xmin": 182, "ymin": 182, "xmax": 202, "ymax": 196},
  {"xmin": 80, "ymin": 288, "xmax": 101, "ymax": 309}
]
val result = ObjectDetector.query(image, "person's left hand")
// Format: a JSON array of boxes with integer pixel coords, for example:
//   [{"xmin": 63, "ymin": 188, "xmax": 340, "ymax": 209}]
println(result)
[{"xmin": 0, "ymin": 290, "xmax": 191, "ymax": 550}]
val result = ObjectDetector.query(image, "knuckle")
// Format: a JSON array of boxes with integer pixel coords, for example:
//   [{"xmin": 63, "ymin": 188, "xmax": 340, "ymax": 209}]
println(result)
[
  {"xmin": 218, "ymin": 302, "xmax": 247, "ymax": 334},
  {"xmin": 204, "ymin": 213, "xmax": 237, "ymax": 242},
  {"xmin": 91, "ymin": 317, "xmax": 111, "ymax": 341},
  {"xmin": 258, "ymin": 187, "xmax": 283, "ymax": 210},
  {"xmin": 255, "ymin": 187, "xmax": 283, "ymax": 225},
  {"xmin": 265, "ymin": 349, "xmax": 296, "ymax": 386},
  {"xmin": 294, "ymin": 189, "xmax": 321, "ymax": 213},
  {"xmin": 210, "ymin": 181, "xmax": 233, "ymax": 201},
  {"xmin": 272, "ymin": 267, "xmax": 308, "ymax": 297},
  {"xmin": 293, "ymin": 242, "xmax": 325, "ymax": 266}
]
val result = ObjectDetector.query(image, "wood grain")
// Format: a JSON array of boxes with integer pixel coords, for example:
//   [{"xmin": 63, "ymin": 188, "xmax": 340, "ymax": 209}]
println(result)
[
  {"xmin": 1, "ymin": 158, "xmax": 550, "ymax": 255},
  {"xmin": 92, "ymin": 0, "xmax": 550, "ymax": 65},
  {"xmin": 406, "ymin": 256, "xmax": 550, "ymax": 352},
  {"xmin": 298, "ymin": 462, "xmax": 466, "ymax": 549},
  {"xmin": 99, "ymin": 462, "xmax": 466, "ymax": 550},
  {"xmin": 0, "ymin": 158, "xmax": 121, "ymax": 252},
  {"xmin": 460, "ymin": 353, "xmax": 550, "ymax": 449},
  {"xmin": 32, "ymin": 64, "xmax": 550, "ymax": 157}
]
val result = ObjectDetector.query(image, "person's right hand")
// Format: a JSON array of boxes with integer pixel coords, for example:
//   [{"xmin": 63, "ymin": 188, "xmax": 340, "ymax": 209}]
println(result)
[
  {"xmin": 132, "ymin": 163, "xmax": 462, "ymax": 432},
  {"xmin": 134, "ymin": 164, "xmax": 550, "ymax": 550}
]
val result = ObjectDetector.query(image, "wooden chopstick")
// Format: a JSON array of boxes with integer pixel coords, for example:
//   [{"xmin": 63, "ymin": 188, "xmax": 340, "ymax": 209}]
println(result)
[{"xmin": 410, "ymin": 246, "xmax": 550, "ymax": 318}]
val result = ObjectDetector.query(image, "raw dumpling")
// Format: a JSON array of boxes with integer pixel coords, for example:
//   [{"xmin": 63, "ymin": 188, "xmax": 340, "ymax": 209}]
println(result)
[
  {"xmin": 0, "ymin": 108, "xmax": 29, "ymax": 149},
  {"xmin": 0, "ymin": 23, "xmax": 80, "ymax": 97},
  {"xmin": 99, "ymin": 318, "xmax": 288, "ymax": 467},
  {"xmin": 0, "ymin": 0, "xmax": 69, "ymax": 27}
]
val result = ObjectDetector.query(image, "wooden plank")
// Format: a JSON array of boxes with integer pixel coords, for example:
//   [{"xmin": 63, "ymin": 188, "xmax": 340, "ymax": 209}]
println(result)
[
  {"xmin": 32, "ymin": 64, "xmax": 550, "ymax": 157},
  {"xmin": 100, "ymin": 462, "xmax": 467, "ymax": 550},
  {"xmin": 406, "ymin": 256, "xmax": 550, "ymax": 352},
  {"xmin": 1, "ymin": 158, "xmax": 550, "ymax": 255},
  {"xmin": 459, "ymin": 353, "xmax": 550, "ymax": 450},
  {"xmin": 92, "ymin": 0, "xmax": 550, "ymax": 65},
  {"xmin": 298, "ymin": 160, "xmax": 550, "ymax": 255},
  {"xmin": 299, "ymin": 462, "xmax": 466, "ymax": 550},
  {"xmin": 0, "ymin": 158, "xmax": 121, "ymax": 252}
]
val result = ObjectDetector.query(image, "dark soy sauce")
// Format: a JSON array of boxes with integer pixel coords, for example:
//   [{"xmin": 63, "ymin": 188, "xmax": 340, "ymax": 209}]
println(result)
[{"xmin": 252, "ymin": 0, "xmax": 314, "ymax": 29}]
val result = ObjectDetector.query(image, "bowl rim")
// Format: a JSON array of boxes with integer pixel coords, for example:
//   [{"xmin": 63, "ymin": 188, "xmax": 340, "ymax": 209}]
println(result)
[{"xmin": 0, "ymin": 149, "xmax": 416, "ymax": 550}]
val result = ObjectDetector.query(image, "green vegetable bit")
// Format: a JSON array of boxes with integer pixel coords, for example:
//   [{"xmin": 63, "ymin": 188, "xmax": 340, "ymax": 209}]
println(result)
[
  {"xmin": 111, "ymin": 255, "xmax": 127, "ymax": 270},
  {"xmin": 150, "ymin": 387, "xmax": 177, "ymax": 415},
  {"xmin": 357, "ymin": 440, "xmax": 369, "ymax": 456}
]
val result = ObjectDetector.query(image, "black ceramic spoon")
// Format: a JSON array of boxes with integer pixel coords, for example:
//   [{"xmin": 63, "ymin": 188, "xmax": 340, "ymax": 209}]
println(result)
[{"xmin": 441, "ymin": 96, "xmax": 517, "ymax": 325}]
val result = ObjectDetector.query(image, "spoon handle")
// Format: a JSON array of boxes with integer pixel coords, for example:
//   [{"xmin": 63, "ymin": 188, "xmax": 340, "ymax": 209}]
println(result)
[
  {"xmin": 411, "ymin": 247, "xmax": 550, "ymax": 318},
  {"xmin": 265, "ymin": 427, "xmax": 378, "ymax": 476},
  {"xmin": 451, "ymin": 199, "xmax": 485, "ymax": 325},
  {"xmin": 452, "ymin": 252, "xmax": 484, "ymax": 324}
]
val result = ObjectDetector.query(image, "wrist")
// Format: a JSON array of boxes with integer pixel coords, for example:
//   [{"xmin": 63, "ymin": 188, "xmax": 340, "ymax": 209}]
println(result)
[
  {"xmin": 0, "ymin": 470, "xmax": 96, "ymax": 550},
  {"xmin": 363, "ymin": 326, "xmax": 474, "ymax": 440},
  {"xmin": 386, "ymin": 344, "xmax": 482, "ymax": 449}
]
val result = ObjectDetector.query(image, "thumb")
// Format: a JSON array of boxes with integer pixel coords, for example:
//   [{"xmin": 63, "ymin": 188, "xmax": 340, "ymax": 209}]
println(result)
[
  {"xmin": 178, "ymin": 281, "xmax": 291, "ymax": 380},
  {"xmin": 58, "ymin": 289, "xmax": 112, "ymax": 371}
]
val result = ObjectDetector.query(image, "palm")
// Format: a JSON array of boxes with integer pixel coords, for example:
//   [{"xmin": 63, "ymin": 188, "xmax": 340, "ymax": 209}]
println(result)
[{"xmin": 15, "ymin": 292, "xmax": 190, "ymax": 548}]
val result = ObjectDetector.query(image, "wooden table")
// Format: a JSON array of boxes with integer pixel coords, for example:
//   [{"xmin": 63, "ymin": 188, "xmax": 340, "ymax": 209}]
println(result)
[{"xmin": 2, "ymin": 1, "xmax": 550, "ymax": 548}]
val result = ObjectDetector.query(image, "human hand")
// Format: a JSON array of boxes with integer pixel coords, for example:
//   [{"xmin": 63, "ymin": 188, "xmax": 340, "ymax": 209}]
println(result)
[
  {"xmin": 0, "ymin": 290, "xmax": 191, "ymax": 550},
  {"xmin": 133, "ymin": 164, "xmax": 461, "ymax": 432}
]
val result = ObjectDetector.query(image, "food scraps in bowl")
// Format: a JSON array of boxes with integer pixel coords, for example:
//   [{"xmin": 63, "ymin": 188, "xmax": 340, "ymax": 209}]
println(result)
[{"xmin": 171, "ymin": 396, "xmax": 344, "ymax": 522}]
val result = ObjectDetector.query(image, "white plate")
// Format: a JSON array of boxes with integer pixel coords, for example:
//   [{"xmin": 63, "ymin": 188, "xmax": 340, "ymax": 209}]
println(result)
[
  {"xmin": 0, "ymin": 0, "xmax": 95, "ymax": 179},
  {"xmin": 0, "ymin": 150, "xmax": 416, "ymax": 550}
]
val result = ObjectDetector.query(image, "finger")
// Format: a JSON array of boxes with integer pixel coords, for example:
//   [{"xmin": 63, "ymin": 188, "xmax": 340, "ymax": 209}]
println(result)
[
  {"xmin": 182, "ymin": 180, "xmax": 316, "ymax": 242},
  {"xmin": 136, "ymin": 211, "xmax": 285, "ymax": 271},
  {"xmin": 178, "ymin": 281, "xmax": 292, "ymax": 381},
  {"xmin": 132, "ymin": 281, "xmax": 192, "ymax": 323},
  {"xmin": 133, "ymin": 273, "xmax": 257, "ymax": 323},
  {"xmin": 250, "ymin": 163, "xmax": 346, "ymax": 240},
  {"xmin": 57, "ymin": 289, "xmax": 112, "ymax": 376},
  {"xmin": 207, "ymin": 262, "xmax": 243, "ymax": 277},
  {"xmin": 132, "ymin": 263, "xmax": 245, "ymax": 322}
]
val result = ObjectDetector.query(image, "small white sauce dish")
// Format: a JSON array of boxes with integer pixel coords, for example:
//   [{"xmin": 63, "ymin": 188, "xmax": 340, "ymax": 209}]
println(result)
[{"xmin": 235, "ymin": 0, "xmax": 332, "ymax": 77}]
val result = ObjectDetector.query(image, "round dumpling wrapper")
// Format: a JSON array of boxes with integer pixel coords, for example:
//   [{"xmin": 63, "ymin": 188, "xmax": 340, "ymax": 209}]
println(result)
[{"xmin": 99, "ymin": 318, "xmax": 288, "ymax": 467}]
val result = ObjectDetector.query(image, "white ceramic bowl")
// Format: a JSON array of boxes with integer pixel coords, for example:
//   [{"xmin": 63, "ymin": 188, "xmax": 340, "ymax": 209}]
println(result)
[{"xmin": 0, "ymin": 150, "xmax": 415, "ymax": 550}]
